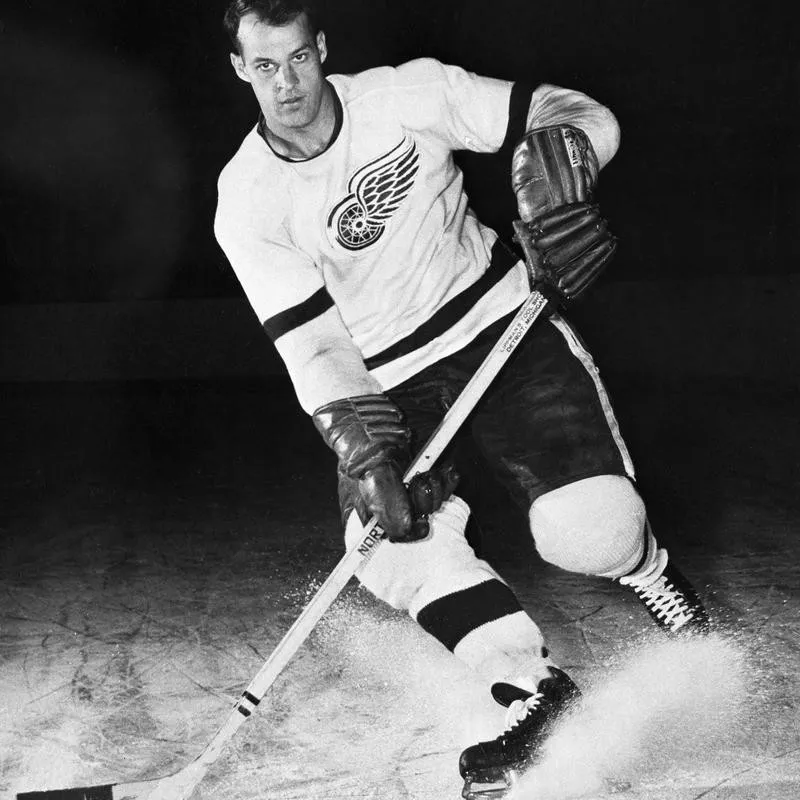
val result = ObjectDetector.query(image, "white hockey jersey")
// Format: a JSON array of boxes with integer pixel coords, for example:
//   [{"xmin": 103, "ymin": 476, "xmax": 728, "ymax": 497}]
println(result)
[{"xmin": 215, "ymin": 58, "xmax": 617, "ymax": 399}]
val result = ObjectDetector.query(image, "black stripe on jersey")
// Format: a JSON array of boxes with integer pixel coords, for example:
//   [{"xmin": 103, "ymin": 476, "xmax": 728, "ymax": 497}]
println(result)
[
  {"xmin": 415, "ymin": 578, "xmax": 523, "ymax": 652},
  {"xmin": 500, "ymin": 81, "xmax": 535, "ymax": 151},
  {"xmin": 363, "ymin": 239, "xmax": 519, "ymax": 370},
  {"xmin": 262, "ymin": 287, "xmax": 334, "ymax": 342}
]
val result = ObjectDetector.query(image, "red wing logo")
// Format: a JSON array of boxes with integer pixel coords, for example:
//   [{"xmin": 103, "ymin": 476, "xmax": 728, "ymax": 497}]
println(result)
[{"xmin": 327, "ymin": 136, "xmax": 420, "ymax": 251}]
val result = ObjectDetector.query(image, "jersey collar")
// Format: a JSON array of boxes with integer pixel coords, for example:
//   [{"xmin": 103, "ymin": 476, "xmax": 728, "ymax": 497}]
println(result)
[{"xmin": 257, "ymin": 81, "xmax": 343, "ymax": 163}]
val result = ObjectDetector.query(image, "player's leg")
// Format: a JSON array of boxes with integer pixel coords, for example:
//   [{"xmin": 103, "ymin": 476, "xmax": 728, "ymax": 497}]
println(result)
[
  {"xmin": 343, "ymin": 496, "xmax": 556, "ymax": 687},
  {"xmin": 344, "ymin": 489, "xmax": 583, "ymax": 800},
  {"xmin": 377, "ymin": 325, "xmax": 583, "ymax": 799},
  {"xmin": 530, "ymin": 475, "xmax": 709, "ymax": 633},
  {"xmin": 458, "ymin": 313, "xmax": 708, "ymax": 797},
  {"xmin": 474, "ymin": 312, "xmax": 708, "ymax": 634},
  {"xmin": 337, "ymin": 366, "xmax": 560, "ymax": 690}
]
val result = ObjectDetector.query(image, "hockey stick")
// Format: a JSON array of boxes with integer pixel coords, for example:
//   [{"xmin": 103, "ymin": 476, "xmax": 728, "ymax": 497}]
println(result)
[{"xmin": 17, "ymin": 286, "xmax": 556, "ymax": 800}]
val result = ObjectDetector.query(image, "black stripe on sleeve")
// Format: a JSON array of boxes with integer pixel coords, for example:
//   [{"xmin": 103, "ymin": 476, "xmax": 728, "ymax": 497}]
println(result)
[
  {"xmin": 500, "ymin": 81, "xmax": 535, "ymax": 152},
  {"xmin": 262, "ymin": 287, "xmax": 334, "ymax": 342},
  {"xmin": 363, "ymin": 239, "xmax": 519, "ymax": 371},
  {"xmin": 415, "ymin": 578, "xmax": 523, "ymax": 652}
]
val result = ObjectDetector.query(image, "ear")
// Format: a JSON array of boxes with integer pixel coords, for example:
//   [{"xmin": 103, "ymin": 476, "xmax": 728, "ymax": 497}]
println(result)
[
  {"xmin": 230, "ymin": 52, "xmax": 252, "ymax": 83},
  {"xmin": 316, "ymin": 31, "xmax": 327, "ymax": 64}
]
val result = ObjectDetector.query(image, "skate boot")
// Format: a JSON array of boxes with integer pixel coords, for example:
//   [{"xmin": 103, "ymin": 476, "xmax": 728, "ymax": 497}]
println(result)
[
  {"xmin": 621, "ymin": 561, "xmax": 710, "ymax": 635},
  {"xmin": 459, "ymin": 667, "xmax": 580, "ymax": 799}
]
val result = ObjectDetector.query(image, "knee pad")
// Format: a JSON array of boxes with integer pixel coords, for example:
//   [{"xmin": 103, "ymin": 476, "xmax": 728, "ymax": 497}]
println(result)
[
  {"xmin": 344, "ymin": 495, "xmax": 499, "ymax": 616},
  {"xmin": 529, "ymin": 475, "xmax": 647, "ymax": 578}
]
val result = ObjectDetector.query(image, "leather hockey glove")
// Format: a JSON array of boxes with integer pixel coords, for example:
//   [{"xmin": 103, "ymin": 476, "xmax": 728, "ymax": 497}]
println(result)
[
  {"xmin": 511, "ymin": 125, "xmax": 617, "ymax": 300},
  {"xmin": 312, "ymin": 394, "xmax": 459, "ymax": 542}
]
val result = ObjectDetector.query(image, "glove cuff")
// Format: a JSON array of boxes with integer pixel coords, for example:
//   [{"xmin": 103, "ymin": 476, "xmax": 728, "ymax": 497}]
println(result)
[
  {"xmin": 312, "ymin": 394, "xmax": 411, "ymax": 479},
  {"xmin": 512, "ymin": 125, "xmax": 599, "ymax": 221}
]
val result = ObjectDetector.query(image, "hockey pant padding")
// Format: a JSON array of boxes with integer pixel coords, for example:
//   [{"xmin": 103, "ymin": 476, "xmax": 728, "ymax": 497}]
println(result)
[
  {"xmin": 530, "ymin": 474, "xmax": 651, "ymax": 579},
  {"xmin": 345, "ymin": 495, "xmax": 552, "ymax": 683}
]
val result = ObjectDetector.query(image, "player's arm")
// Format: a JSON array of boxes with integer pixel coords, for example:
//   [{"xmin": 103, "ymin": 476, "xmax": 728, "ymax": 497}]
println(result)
[
  {"xmin": 391, "ymin": 61, "xmax": 617, "ymax": 300},
  {"xmin": 391, "ymin": 60, "xmax": 619, "ymax": 168},
  {"xmin": 274, "ymin": 304, "xmax": 381, "ymax": 413},
  {"xmin": 276, "ymin": 306, "xmax": 458, "ymax": 543},
  {"xmin": 215, "ymin": 163, "xmax": 456, "ymax": 541},
  {"xmin": 510, "ymin": 86, "xmax": 620, "ymax": 299},
  {"xmin": 216, "ymin": 211, "xmax": 455, "ymax": 541}
]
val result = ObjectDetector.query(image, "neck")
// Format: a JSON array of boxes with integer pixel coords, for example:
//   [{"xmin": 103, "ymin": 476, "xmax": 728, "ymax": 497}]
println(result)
[{"xmin": 263, "ymin": 82, "xmax": 337, "ymax": 160}]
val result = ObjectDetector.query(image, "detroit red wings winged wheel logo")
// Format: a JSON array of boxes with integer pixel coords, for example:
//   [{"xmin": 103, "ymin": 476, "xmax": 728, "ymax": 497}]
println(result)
[{"xmin": 327, "ymin": 136, "xmax": 420, "ymax": 251}]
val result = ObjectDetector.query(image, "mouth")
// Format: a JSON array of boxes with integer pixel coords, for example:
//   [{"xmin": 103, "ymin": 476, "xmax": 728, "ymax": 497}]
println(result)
[{"xmin": 280, "ymin": 96, "xmax": 304, "ymax": 108}]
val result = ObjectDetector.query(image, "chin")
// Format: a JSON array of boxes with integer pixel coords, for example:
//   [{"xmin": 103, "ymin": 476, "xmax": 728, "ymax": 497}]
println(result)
[{"xmin": 271, "ymin": 105, "xmax": 305, "ymax": 127}]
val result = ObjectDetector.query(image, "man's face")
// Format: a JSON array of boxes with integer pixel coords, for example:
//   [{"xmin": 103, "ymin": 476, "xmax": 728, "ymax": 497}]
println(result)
[{"xmin": 231, "ymin": 12, "xmax": 328, "ymax": 134}]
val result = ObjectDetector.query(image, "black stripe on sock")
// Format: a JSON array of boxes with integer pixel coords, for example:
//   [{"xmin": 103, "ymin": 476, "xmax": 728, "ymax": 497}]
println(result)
[
  {"xmin": 622, "ymin": 517, "xmax": 652, "ymax": 578},
  {"xmin": 263, "ymin": 287, "xmax": 334, "ymax": 342},
  {"xmin": 415, "ymin": 578, "xmax": 523, "ymax": 652},
  {"xmin": 364, "ymin": 240, "xmax": 519, "ymax": 370},
  {"xmin": 243, "ymin": 691, "xmax": 260, "ymax": 706}
]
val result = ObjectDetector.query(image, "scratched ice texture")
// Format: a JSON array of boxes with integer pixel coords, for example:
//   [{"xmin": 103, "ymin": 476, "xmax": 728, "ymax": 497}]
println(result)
[{"xmin": 2, "ymin": 378, "xmax": 798, "ymax": 799}]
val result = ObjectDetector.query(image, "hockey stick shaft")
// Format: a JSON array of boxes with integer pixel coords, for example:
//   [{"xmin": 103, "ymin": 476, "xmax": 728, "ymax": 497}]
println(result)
[
  {"xmin": 193, "ymin": 288, "xmax": 556, "ymax": 750},
  {"xmin": 17, "ymin": 286, "xmax": 555, "ymax": 800}
]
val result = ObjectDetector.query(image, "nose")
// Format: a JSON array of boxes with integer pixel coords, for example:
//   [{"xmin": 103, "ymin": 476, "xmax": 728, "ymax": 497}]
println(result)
[{"xmin": 277, "ymin": 64, "xmax": 299, "ymax": 92}]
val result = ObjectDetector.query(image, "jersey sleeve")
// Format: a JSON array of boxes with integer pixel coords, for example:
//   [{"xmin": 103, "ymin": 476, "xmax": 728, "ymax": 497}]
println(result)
[
  {"xmin": 390, "ymin": 58, "xmax": 514, "ymax": 154},
  {"xmin": 214, "ymin": 152, "xmax": 382, "ymax": 413},
  {"xmin": 214, "ymin": 174, "xmax": 332, "ymax": 342}
]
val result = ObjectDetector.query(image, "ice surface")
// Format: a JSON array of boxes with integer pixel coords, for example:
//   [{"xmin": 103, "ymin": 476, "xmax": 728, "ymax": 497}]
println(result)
[
  {"xmin": 2, "ymin": 381, "xmax": 799, "ymax": 799},
  {"xmin": 510, "ymin": 634, "xmax": 751, "ymax": 799}
]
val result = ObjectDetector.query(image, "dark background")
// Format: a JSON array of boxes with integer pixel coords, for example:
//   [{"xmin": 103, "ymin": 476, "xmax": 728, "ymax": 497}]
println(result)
[
  {"xmin": 1, "ymin": 0, "xmax": 796, "ymax": 304},
  {"xmin": 1, "ymin": 11, "xmax": 798, "ymax": 789},
  {"xmin": 0, "ymin": 1, "xmax": 797, "ymax": 538}
]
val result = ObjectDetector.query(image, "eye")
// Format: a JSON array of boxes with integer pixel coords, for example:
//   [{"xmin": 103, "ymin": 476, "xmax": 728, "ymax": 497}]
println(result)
[
  {"xmin": 257, "ymin": 62, "xmax": 276, "ymax": 74},
  {"xmin": 293, "ymin": 52, "xmax": 309, "ymax": 63}
]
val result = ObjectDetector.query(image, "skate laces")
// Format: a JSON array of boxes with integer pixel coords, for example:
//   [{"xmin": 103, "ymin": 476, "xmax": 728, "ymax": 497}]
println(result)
[
  {"xmin": 625, "ymin": 573, "xmax": 695, "ymax": 628},
  {"xmin": 503, "ymin": 692, "xmax": 543, "ymax": 733}
]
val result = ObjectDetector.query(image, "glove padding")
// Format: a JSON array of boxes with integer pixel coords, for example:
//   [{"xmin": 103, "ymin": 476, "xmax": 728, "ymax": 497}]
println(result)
[
  {"xmin": 526, "ymin": 202, "xmax": 617, "ymax": 299},
  {"xmin": 511, "ymin": 125, "xmax": 615, "ymax": 299},
  {"xmin": 312, "ymin": 394, "xmax": 459, "ymax": 542}
]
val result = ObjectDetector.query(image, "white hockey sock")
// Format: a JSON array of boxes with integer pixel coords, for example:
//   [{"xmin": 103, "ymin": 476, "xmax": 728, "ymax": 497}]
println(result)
[
  {"xmin": 453, "ymin": 611, "xmax": 556, "ymax": 690},
  {"xmin": 346, "ymin": 497, "xmax": 558, "ymax": 691},
  {"xmin": 618, "ymin": 520, "xmax": 669, "ymax": 588}
]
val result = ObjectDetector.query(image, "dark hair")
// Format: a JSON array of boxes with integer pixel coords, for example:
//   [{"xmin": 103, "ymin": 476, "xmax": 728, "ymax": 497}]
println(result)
[{"xmin": 223, "ymin": 0, "xmax": 321, "ymax": 54}]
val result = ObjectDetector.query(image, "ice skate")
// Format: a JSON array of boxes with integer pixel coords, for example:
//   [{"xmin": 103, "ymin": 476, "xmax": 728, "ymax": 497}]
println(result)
[
  {"xmin": 622, "ymin": 560, "xmax": 710, "ymax": 635},
  {"xmin": 459, "ymin": 667, "xmax": 580, "ymax": 799}
]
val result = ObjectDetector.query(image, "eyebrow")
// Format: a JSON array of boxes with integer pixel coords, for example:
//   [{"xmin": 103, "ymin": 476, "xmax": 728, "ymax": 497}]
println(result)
[{"xmin": 251, "ymin": 43, "xmax": 313, "ymax": 65}]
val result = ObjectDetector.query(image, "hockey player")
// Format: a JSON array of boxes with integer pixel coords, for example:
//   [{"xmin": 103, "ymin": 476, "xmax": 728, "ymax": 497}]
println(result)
[{"xmin": 215, "ymin": 1, "xmax": 710, "ymax": 796}]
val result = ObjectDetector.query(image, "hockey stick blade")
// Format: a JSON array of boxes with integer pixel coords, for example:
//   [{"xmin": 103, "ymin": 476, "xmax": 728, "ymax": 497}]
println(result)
[
  {"xmin": 16, "ymin": 287, "xmax": 555, "ymax": 800},
  {"xmin": 16, "ymin": 762, "xmax": 207, "ymax": 800},
  {"xmin": 17, "ymin": 787, "xmax": 116, "ymax": 800},
  {"xmin": 17, "ymin": 779, "xmax": 149, "ymax": 800}
]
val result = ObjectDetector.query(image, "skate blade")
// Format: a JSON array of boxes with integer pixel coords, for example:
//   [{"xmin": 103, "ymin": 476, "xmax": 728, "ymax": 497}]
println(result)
[{"xmin": 462, "ymin": 771, "xmax": 518, "ymax": 800}]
